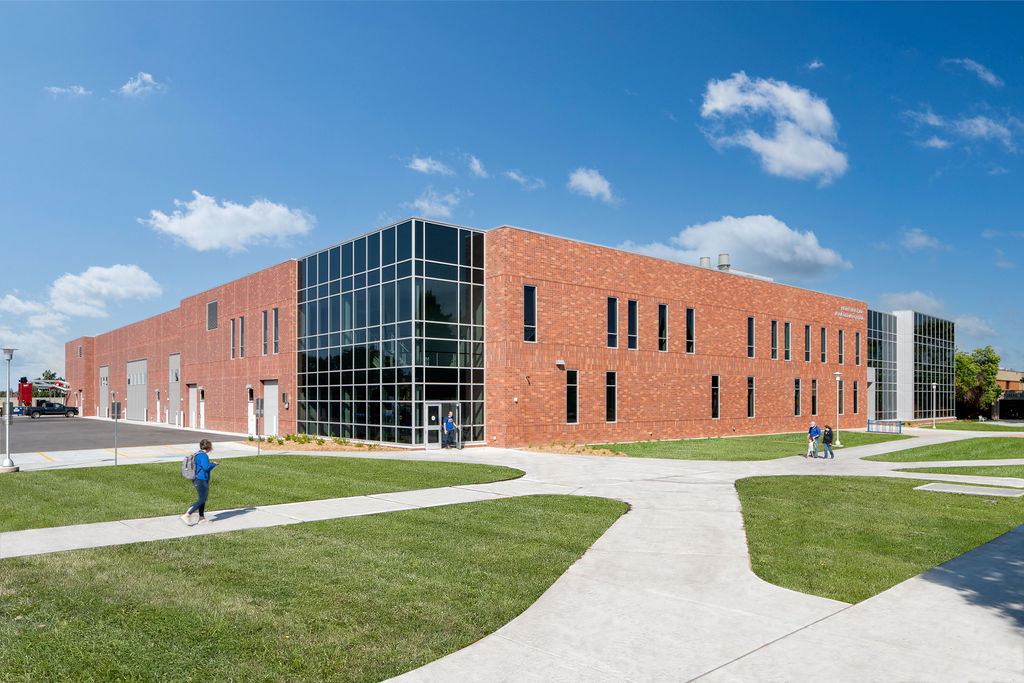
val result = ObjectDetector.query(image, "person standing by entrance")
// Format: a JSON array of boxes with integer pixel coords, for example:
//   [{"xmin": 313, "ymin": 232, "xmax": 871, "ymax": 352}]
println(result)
[
  {"xmin": 822, "ymin": 425, "xmax": 835, "ymax": 459},
  {"xmin": 806, "ymin": 421, "xmax": 821, "ymax": 458},
  {"xmin": 442, "ymin": 411, "xmax": 458, "ymax": 449},
  {"xmin": 181, "ymin": 439, "xmax": 218, "ymax": 525}
]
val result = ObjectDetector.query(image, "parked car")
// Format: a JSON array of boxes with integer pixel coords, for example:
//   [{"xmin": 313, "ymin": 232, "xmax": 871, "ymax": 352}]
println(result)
[{"xmin": 26, "ymin": 402, "xmax": 78, "ymax": 418}]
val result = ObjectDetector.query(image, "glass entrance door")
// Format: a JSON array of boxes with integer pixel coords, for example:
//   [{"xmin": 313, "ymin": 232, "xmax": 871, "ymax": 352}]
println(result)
[{"xmin": 425, "ymin": 403, "xmax": 442, "ymax": 449}]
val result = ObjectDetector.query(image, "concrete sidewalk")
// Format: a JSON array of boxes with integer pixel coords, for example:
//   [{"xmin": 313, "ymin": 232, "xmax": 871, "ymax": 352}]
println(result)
[{"xmin": 2, "ymin": 431, "xmax": 1022, "ymax": 681}]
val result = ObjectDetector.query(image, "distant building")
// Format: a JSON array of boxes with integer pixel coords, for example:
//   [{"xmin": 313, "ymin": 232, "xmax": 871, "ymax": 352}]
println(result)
[{"xmin": 992, "ymin": 368, "xmax": 1024, "ymax": 420}]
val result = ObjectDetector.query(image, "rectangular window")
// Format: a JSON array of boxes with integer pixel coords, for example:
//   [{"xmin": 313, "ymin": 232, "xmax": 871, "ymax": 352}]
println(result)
[
  {"xmin": 811, "ymin": 379, "xmax": 818, "ymax": 416},
  {"xmin": 784, "ymin": 322, "xmax": 792, "ymax": 361},
  {"xmin": 608, "ymin": 297, "xmax": 618, "ymax": 348},
  {"xmin": 239, "ymin": 316, "xmax": 245, "ymax": 358},
  {"xmin": 273, "ymin": 308, "xmax": 279, "ymax": 354},
  {"xmin": 838, "ymin": 329, "xmax": 845, "ymax": 365},
  {"xmin": 855, "ymin": 332, "xmax": 861, "ymax": 366},
  {"xmin": 804, "ymin": 325, "xmax": 811, "ymax": 362},
  {"xmin": 686, "ymin": 307, "xmax": 695, "ymax": 353},
  {"xmin": 230, "ymin": 318, "xmax": 236, "ymax": 359},
  {"xmin": 606, "ymin": 371, "xmax": 617, "ymax": 422},
  {"xmin": 747, "ymin": 376, "xmax": 755, "ymax": 418},
  {"xmin": 820, "ymin": 327, "xmax": 827, "ymax": 363},
  {"xmin": 747, "ymin": 317, "xmax": 755, "ymax": 358},
  {"xmin": 262, "ymin": 310, "xmax": 268, "ymax": 355},
  {"xmin": 711, "ymin": 375, "xmax": 720, "ymax": 419},
  {"xmin": 658, "ymin": 304, "xmax": 668, "ymax": 352},
  {"xmin": 207, "ymin": 300, "xmax": 218, "ymax": 330},
  {"xmin": 627, "ymin": 300, "xmax": 638, "ymax": 350},
  {"xmin": 78, "ymin": 345, "xmax": 82, "ymax": 358},
  {"xmin": 566, "ymin": 370, "xmax": 578, "ymax": 424},
  {"xmin": 523, "ymin": 285, "xmax": 537, "ymax": 342},
  {"xmin": 853, "ymin": 380, "xmax": 859, "ymax": 414},
  {"xmin": 771, "ymin": 320, "xmax": 778, "ymax": 360},
  {"xmin": 794, "ymin": 378, "xmax": 802, "ymax": 416},
  {"xmin": 839, "ymin": 379, "xmax": 845, "ymax": 415}
]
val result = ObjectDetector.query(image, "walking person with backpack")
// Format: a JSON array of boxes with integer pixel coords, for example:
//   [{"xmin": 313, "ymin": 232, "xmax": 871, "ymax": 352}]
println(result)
[{"xmin": 181, "ymin": 439, "xmax": 218, "ymax": 525}]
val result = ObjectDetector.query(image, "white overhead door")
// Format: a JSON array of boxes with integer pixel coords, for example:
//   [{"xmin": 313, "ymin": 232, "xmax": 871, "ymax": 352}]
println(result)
[{"xmin": 126, "ymin": 359, "xmax": 148, "ymax": 421}]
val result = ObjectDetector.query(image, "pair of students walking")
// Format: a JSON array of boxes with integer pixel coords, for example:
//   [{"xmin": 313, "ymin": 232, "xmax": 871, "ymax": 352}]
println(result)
[{"xmin": 805, "ymin": 421, "xmax": 836, "ymax": 458}]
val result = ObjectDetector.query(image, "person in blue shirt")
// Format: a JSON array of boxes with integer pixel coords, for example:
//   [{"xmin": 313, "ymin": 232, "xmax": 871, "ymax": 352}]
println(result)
[
  {"xmin": 442, "ymin": 410, "xmax": 458, "ymax": 449},
  {"xmin": 182, "ymin": 439, "xmax": 218, "ymax": 525},
  {"xmin": 806, "ymin": 421, "xmax": 821, "ymax": 458}
]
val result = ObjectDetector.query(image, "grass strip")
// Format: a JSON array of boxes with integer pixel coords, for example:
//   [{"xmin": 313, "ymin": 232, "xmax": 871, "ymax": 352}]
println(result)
[
  {"xmin": 863, "ymin": 437, "xmax": 1024, "ymax": 462},
  {"xmin": 0, "ymin": 495, "xmax": 626, "ymax": 682},
  {"xmin": 737, "ymin": 475, "xmax": 1024, "ymax": 604},
  {"xmin": 597, "ymin": 430, "xmax": 909, "ymax": 461},
  {"xmin": 894, "ymin": 464, "xmax": 1024, "ymax": 479},
  {"xmin": 0, "ymin": 455, "xmax": 522, "ymax": 533},
  {"xmin": 936, "ymin": 420, "xmax": 1024, "ymax": 432}
]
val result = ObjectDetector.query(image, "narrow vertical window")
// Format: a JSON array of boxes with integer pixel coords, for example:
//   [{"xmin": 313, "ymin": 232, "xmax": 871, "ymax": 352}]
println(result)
[
  {"xmin": 686, "ymin": 307, "xmax": 695, "ymax": 353},
  {"xmin": 838, "ymin": 329, "xmax": 845, "ymax": 365},
  {"xmin": 838, "ymin": 379, "xmax": 845, "ymax": 415},
  {"xmin": 747, "ymin": 376, "xmax": 755, "ymax": 418},
  {"xmin": 658, "ymin": 304, "xmax": 668, "ymax": 352},
  {"xmin": 239, "ymin": 315, "xmax": 245, "ymax": 358},
  {"xmin": 607, "ymin": 297, "xmax": 618, "ymax": 348},
  {"xmin": 820, "ymin": 327, "xmax": 826, "ymax": 363},
  {"xmin": 855, "ymin": 331, "xmax": 861, "ymax": 366},
  {"xmin": 811, "ymin": 379, "xmax": 818, "ymax": 416},
  {"xmin": 231, "ymin": 318, "xmax": 236, "ymax": 359},
  {"xmin": 523, "ymin": 285, "xmax": 537, "ymax": 342},
  {"xmin": 771, "ymin": 320, "xmax": 778, "ymax": 360},
  {"xmin": 747, "ymin": 317, "xmax": 755, "ymax": 358},
  {"xmin": 273, "ymin": 308, "xmax": 279, "ymax": 354},
  {"xmin": 262, "ymin": 310, "xmax": 268, "ymax": 355},
  {"xmin": 566, "ymin": 370, "xmax": 578, "ymax": 424},
  {"xmin": 784, "ymin": 322, "xmax": 792, "ymax": 361},
  {"xmin": 627, "ymin": 300, "xmax": 638, "ymax": 350},
  {"xmin": 606, "ymin": 371, "xmax": 617, "ymax": 422},
  {"xmin": 711, "ymin": 375, "xmax": 720, "ymax": 419},
  {"xmin": 207, "ymin": 300, "xmax": 218, "ymax": 330},
  {"xmin": 794, "ymin": 378, "xmax": 802, "ymax": 416},
  {"xmin": 853, "ymin": 380, "xmax": 859, "ymax": 414},
  {"xmin": 804, "ymin": 324, "xmax": 811, "ymax": 362}
]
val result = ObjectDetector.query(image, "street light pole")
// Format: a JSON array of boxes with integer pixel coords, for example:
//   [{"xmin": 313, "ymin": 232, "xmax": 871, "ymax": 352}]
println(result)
[
  {"xmin": 833, "ymin": 371, "xmax": 843, "ymax": 447},
  {"xmin": 2, "ymin": 347, "xmax": 18, "ymax": 472},
  {"xmin": 932, "ymin": 382, "xmax": 937, "ymax": 429}
]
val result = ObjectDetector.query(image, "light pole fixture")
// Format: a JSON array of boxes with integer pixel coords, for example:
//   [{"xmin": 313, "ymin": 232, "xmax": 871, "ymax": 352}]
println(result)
[
  {"xmin": 932, "ymin": 382, "xmax": 938, "ymax": 429},
  {"xmin": 2, "ymin": 347, "xmax": 18, "ymax": 472},
  {"xmin": 833, "ymin": 371, "xmax": 843, "ymax": 447}
]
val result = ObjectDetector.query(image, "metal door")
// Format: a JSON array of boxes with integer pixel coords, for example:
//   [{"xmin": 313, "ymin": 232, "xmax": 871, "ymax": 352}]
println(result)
[
  {"xmin": 126, "ymin": 359, "xmax": 147, "ymax": 421},
  {"xmin": 424, "ymin": 403, "xmax": 442, "ymax": 449},
  {"xmin": 188, "ymin": 385, "xmax": 197, "ymax": 428},
  {"xmin": 98, "ymin": 366, "xmax": 109, "ymax": 417},
  {"xmin": 168, "ymin": 354, "xmax": 180, "ymax": 425},
  {"xmin": 263, "ymin": 380, "xmax": 279, "ymax": 436}
]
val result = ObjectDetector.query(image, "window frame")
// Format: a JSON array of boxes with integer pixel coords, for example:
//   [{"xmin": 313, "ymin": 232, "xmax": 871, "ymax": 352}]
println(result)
[
  {"xmin": 820, "ymin": 327, "xmax": 827, "ymax": 363},
  {"xmin": 794, "ymin": 378, "xmax": 802, "ymax": 416},
  {"xmin": 811, "ymin": 378, "xmax": 818, "ymax": 416},
  {"xmin": 658, "ymin": 303, "xmax": 668, "ymax": 352},
  {"xmin": 523, "ymin": 285, "xmax": 537, "ymax": 343},
  {"xmin": 804, "ymin": 324, "xmax": 811, "ymax": 362},
  {"xmin": 686, "ymin": 307, "xmax": 695, "ymax": 354},
  {"xmin": 838, "ymin": 329, "xmax": 845, "ymax": 365},
  {"xmin": 784, "ymin": 322, "xmax": 792, "ymax": 361},
  {"xmin": 207, "ymin": 300, "xmax": 218, "ymax": 331},
  {"xmin": 606, "ymin": 371, "xmax": 617, "ymax": 423},
  {"xmin": 262, "ymin": 310, "xmax": 268, "ymax": 356},
  {"xmin": 273, "ymin": 308, "xmax": 279, "ymax": 354},
  {"xmin": 566, "ymin": 369, "xmax": 578, "ymax": 424},
  {"xmin": 231, "ymin": 318, "xmax": 236, "ymax": 359},
  {"xmin": 607, "ymin": 297, "xmax": 619, "ymax": 348},
  {"xmin": 711, "ymin": 374, "xmax": 720, "ymax": 419},
  {"xmin": 771, "ymin": 320, "xmax": 778, "ymax": 360},
  {"xmin": 747, "ymin": 317, "xmax": 755, "ymax": 358},
  {"xmin": 627, "ymin": 299, "xmax": 638, "ymax": 350},
  {"xmin": 747, "ymin": 376, "xmax": 755, "ymax": 418}
]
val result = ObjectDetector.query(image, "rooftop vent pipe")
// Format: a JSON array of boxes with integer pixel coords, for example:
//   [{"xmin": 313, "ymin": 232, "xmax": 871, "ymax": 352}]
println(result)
[
  {"xmin": 718, "ymin": 253, "xmax": 731, "ymax": 271},
  {"xmin": 699, "ymin": 256, "xmax": 711, "ymax": 268}
]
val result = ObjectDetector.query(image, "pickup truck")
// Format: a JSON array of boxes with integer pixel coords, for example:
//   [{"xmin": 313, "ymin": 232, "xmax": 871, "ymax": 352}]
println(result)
[{"xmin": 25, "ymin": 402, "xmax": 78, "ymax": 418}]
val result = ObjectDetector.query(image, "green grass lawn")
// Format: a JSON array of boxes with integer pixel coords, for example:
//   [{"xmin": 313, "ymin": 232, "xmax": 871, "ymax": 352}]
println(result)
[
  {"xmin": 936, "ymin": 420, "xmax": 1024, "ymax": 432},
  {"xmin": 0, "ymin": 455, "xmax": 522, "ymax": 533},
  {"xmin": 863, "ymin": 437, "xmax": 1024, "ymax": 463},
  {"xmin": 895, "ymin": 464, "xmax": 1024, "ymax": 479},
  {"xmin": 0, "ymin": 495, "xmax": 626, "ymax": 681},
  {"xmin": 737, "ymin": 476, "xmax": 1024, "ymax": 604},
  {"xmin": 596, "ymin": 430, "xmax": 910, "ymax": 461}
]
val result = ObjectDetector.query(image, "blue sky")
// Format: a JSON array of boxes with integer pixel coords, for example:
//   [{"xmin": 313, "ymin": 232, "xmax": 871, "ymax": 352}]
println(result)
[{"xmin": 1, "ymin": 2, "xmax": 1022, "ymax": 380}]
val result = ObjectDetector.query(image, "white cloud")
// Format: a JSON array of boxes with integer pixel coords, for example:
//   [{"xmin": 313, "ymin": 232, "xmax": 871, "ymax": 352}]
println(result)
[
  {"xmin": 0, "ymin": 326, "xmax": 66, "ymax": 381},
  {"xmin": 955, "ymin": 314, "xmax": 997, "ymax": 338},
  {"xmin": 899, "ymin": 227, "xmax": 946, "ymax": 251},
  {"xmin": 44, "ymin": 85, "xmax": 91, "ymax": 97},
  {"xmin": 981, "ymin": 229, "xmax": 1024, "ymax": 239},
  {"xmin": 117, "ymin": 72, "xmax": 164, "ymax": 97},
  {"xmin": 879, "ymin": 291, "xmax": 946, "ymax": 316},
  {"xmin": 700, "ymin": 71, "xmax": 847, "ymax": 185},
  {"xmin": 567, "ymin": 168, "xmax": 616, "ymax": 204},
  {"xmin": 50, "ymin": 265, "xmax": 162, "ymax": 318},
  {"xmin": 953, "ymin": 115, "xmax": 1014, "ymax": 149},
  {"xmin": 988, "ymin": 165, "xmax": 1009, "ymax": 175},
  {"xmin": 943, "ymin": 58, "xmax": 1004, "ymax": 87},
  {"xmin": 905, "ymin": 108, "xmax": 1019, "ymax": 151},
  {"xmin": 807, "ymin": 59, "xmax": 824, "ymax": 70},
  {"xmin": 920, "ymin": 136, "xmax": 951, "ymax": 149},
  {"xmin": 0, "ymin": 294, "xmax": 47, "ymax": 316},
  {"xmin": 467, "ymin": 155, "xmax": 488, "ymax": 178},
  {"xmin": 407, "ymin": 156, "xmax": 454, "ymax": 176},
  {"xmin": 140, "ymin": 191, "xmax": 315, "ymax": 252},
  {"xmin": 503, "ymin": 170, "xmax": 545, "ymax": 191},
  {"xmin": 618, "ymin": 214, "xmax": 850, "ymax": 281},
  {"xmin": 994, "ymin": 249, "xmax": 1016, "ymax": 269},
  {"xmin": 407, "ymin": 187, "xmax": 468, "ymax": 220}
]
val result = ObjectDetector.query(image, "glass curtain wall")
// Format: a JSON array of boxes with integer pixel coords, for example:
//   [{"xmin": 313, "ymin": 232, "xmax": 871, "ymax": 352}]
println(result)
[
  {"xmin": 297, "ymin": 219, "xmax": 485, "ymax": 445},
  {"xmin": 867, "ymin": 310, "xmax": 897, "ymax": 420},
  {"xmin": 912, "ymin": 312, "xmax": 955, "ymax": 420}
]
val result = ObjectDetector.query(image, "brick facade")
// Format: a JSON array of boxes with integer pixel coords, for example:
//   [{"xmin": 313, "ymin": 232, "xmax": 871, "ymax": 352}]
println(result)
[
  {"xmin": 484, "ymin": 227, "xmax": 868, "ymax": 447},
  {"xmin": 65, "ymin": 260, "xmax": 298, "ymax": 436}
]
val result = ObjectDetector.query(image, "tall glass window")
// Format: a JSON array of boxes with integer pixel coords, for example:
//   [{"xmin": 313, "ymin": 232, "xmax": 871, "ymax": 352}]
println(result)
[
  {"xmin": 747, "ymin": 376, "xmax": 755, "ymax": 418},
  {"xmin": 820, "ymin": 327, "xmax": 827, "ymax": 363},
  {"xmin": 711, "ymin": 375, "xmax": 720, "ymax": 419},
  {"xmin": 784, "ymin": 322, "xmax": 792, "ymax": 361},
  {"xmin": 804, "ymin": 324, "xmax": 811, "ymax": 362},
  {"xmin": 811, "ymin": 379, "xmax": 818, "ymax": 416},
  {"xmin": 239, "ymin": 316, "xmax": 245, "ymax": 358},
  {"xmin": 606, "ymin": 371, "xmax": 617, "ymax": 422},
  {"xmin": 838, "ymin": 379, "xmax": 845, "ymax": 415},
  {"xmin": 230, "ymin": 318, "xmax": 236, "ymax": 359},
  {"xmin": 566, "ymin": 370, "xmax": 578, "ymax": 424},
  {"xmin": 607, "ymin": 298, "xmax": 618, "ymax": 348},
  {"xmin": 794, "ymin": 378, "xmax": 802, "ymax": 416},
  {"xmin": 771, "ymin": 320, "xmax": 778, "ymax": 360},
  {"xmin": 855, "ymin": 331, "xmax": 861, "ymax": 366},
  {"xmin": 868, "ymin": 309, "xmax": 897, "ymax": 419},
  {"xmin": 910, "ymin": 311, "xmax": 955, "ymax": 419},
  {"xmin": 524, "ymin": 285, "xmax": 537, "ymax": 342},
  {"xmin": 747, "ymin": 317, "xmax": 755, "ymax": 358},
  {"xmin": 853, "ymin": 380, "xmax": 859, "ymax": 414},
  {"xmin": 627, "ymin": 300, "xmax": 638, "ymax": 350},
  {"xmin": 686, "ymin": 307, "xmax": 695, "ymax": 353},
  {"xmin": 262, "ymin": 310, "xmax": 268, "ymax": 355},
  {"xmin": 658, "ymin": 304, "xmax": 668, "ymax": 352},
  {"xmin": 273, "ymin": 308, "xmax": 279, "ymax": 354},
  {"xmin": 838, "ymin": 329, "xmax": 845, "ymax": 365}
]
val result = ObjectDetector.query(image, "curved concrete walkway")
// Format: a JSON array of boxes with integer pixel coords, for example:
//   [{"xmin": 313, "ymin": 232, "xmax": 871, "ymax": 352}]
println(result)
[{"xmin": 2, "ymin": 428, "xmax": 1022, "ymax": 681}]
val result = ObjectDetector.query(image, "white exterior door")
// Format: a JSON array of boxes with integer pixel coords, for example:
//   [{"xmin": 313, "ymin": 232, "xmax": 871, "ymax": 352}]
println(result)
[
  {"xmin": 263, "ymin": 380, "xmax": 279, "ymax": 436},
  {"xmin": 188, "ymin": 385, "xmax": 197, "ymax": 429}
]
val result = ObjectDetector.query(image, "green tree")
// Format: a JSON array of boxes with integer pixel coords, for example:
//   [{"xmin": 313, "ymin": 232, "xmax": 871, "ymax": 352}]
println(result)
[{"xmin": 955, "ymin": 346, "xmax": 1002, "ymax": 417}]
